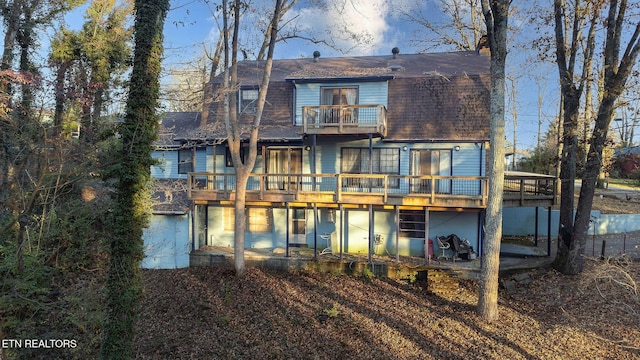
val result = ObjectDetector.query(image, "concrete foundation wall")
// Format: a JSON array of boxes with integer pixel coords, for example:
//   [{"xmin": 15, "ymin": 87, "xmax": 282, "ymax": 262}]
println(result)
[{"xmin": 502, "ymin": 207, "xmax": 640, "ymax": 236}]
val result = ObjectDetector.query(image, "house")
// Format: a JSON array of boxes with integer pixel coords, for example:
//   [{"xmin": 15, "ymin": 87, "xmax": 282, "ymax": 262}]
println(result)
[{"xmin": 144, "ymin": 47, "xmax": 556, "ymax": 268}]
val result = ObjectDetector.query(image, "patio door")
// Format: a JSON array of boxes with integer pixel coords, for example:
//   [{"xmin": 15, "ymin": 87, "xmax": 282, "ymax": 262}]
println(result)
[
  {"xmin": 410, "ymin": 149, "xmax": 451, "ymax": 194},
  {"xmin": 267, "ymin": 148, "xmax": 302, "ymax": 190},
  {"xmin": 320, "ymin": 87, "xmax": 358, "ymax": 123}
]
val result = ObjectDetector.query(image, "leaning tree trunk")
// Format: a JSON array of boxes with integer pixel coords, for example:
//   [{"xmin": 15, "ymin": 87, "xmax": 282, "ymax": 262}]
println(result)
[{"xmin": 565, "ymin": 96, "xmax": 619, "ymax": 274}]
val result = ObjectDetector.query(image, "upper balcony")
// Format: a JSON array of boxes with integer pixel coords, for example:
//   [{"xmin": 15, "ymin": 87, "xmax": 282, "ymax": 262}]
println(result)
[{"xmin": 302, "ymin": 105, "xmax": 387, "ymax": 137}]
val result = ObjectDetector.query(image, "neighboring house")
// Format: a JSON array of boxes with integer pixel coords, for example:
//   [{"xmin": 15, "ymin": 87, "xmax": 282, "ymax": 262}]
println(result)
[{"xmin": 145, "ymin": 47, "xmax": 556, "ymax": 267}]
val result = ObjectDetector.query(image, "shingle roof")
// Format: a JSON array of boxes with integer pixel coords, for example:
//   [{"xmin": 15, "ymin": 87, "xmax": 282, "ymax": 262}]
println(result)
[
  {"xmin": 156, "ymin": 112, "xmax": 202, "ymax": 146},
  {"xmin": 151, "ymin": 179, "xmax": 190, "ymax": 214},
  {"xmin": 211, "ymin": 51, "xmax": 489, "ymax": 85},
  {"xmin": 191, "ymin": 50, "xmax": 491, "ymax": 142}
]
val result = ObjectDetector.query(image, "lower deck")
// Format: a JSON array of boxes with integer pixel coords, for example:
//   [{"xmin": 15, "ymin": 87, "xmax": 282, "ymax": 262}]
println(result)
[{"xmin": 190, "ymin": 235, "xmax": 555, "ymax": 280}]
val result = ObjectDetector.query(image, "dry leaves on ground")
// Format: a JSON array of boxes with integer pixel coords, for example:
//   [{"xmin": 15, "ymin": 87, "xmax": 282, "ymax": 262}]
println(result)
[{"xmin": 135, "ymin": 259, "xmax": 640, "ymax": 359}]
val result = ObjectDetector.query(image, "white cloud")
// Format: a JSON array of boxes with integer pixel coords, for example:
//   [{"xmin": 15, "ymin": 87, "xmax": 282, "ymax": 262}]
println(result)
[{"xmin": 290, "ymin": 0, "xmax": 393, "ymax": 56}]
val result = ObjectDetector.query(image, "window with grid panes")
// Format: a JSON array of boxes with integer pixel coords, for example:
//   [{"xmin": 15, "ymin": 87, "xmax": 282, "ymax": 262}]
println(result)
[
  {"xmin": 223, "ymin": 207, "xmax": 272, "ymax": 233},
  {"xmin": 248, "ymin": 208, "xmax": 272, "ymax": 232},
  {"xmin": 341, "ymin": 148, "xmax": 400, "ymax": 188}
]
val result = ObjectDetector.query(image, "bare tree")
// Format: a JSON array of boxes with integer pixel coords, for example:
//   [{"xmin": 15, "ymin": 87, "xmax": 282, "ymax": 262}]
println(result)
[
  {"xmin": 560, "ymin": 0, "xmax": 640, "ymax": 274},
  {"xmin": 554, "ymin": 0, "xmax": 640, "ymax": 274},
  {"xmin": 552, "ymin": 0, "xmax": 600, "ymax": 273},
  {"xmin": 220, "ymin": 0, "xmax": 285, "ymax": 276},
  {"xmin": 396, "ymin": 0, "xmax": 485, "ymax": 51},
  {"xmin": 162, "ymin": 51, "xmax": 209, "ymax": 112},
  {"xmin": 478, "ymin": 0, "xmax": 510, "ymax": 322}
]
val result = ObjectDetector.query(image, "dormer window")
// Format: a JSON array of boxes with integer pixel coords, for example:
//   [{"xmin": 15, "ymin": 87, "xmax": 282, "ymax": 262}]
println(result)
[{"xmin": 239, "ymin": 87, "xmax": 259, "ymax": 114}]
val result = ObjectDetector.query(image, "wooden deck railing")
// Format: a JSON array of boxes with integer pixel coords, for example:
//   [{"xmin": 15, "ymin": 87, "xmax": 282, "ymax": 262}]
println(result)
[
  {"xmin": 188, "ymin": 172, "xmax": 488, "ymax": 207},
  {"xmin": 502, "ymin": 174, "xmax": 557, "ymax": 206},
  {"xmin": 302, "ymin": 104, "xmax": 387, "ymax": 136},
  {"xmin": 187, "ymin": 172, "xmax": 556, "ymax": 208}
]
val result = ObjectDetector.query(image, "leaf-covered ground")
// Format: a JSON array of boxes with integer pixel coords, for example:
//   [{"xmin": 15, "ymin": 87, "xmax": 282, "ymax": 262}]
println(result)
[{"xmin": 135, "ymin": 259, "xmax": 640, "ymax": 359}]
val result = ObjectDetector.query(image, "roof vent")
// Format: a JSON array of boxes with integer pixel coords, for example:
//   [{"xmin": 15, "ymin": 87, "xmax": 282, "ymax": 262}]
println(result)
[
  {"xmin": 390, "ymin": 65, "xmax": 402, "ymax": 72},
  {"xmin": 392, "ymin": 47, "xmax": 400, "ymax": 59},
  {"xmin": 313, "ymin": 50, "xmax": 321, "ymax": 62}
]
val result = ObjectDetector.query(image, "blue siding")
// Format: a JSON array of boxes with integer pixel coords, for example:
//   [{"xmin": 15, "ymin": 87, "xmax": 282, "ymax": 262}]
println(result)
[
  {"xmin": 151, "ymin": 150, "xmax": 178, "ymax": 178},
  {"xmin": 142, "ymin": 214, "xmax": 190, "ymax": 269},
  {"xmin": 294, "ymin": 81, "xmax": 389, "ymax": 125},
  {"xmin": 152, "ymin": 148, "xmax": 207, "ymax": 179}
]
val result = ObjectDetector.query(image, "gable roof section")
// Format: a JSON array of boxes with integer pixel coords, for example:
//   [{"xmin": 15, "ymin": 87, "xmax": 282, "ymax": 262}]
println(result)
[{"xmin": 200, "ymin": 50, "xmax": 490, "ymax": 142}]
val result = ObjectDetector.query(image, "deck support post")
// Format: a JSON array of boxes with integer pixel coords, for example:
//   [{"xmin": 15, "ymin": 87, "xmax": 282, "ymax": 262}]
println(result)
[
  {"xmin": 314, "ymin": 203, "xmax": 318, "ymax": 259},
  {"xmin": 286, "ymin": 203, "xmax": 290, "ymax": 257},
  {"xmin": 395, "ymin": 206, "xmax": 400, "ymax": 264},
  {"xmin": 424, "ymin": 207, "xmax": 430, "ymax": 264},
  {"xmin": 368, "ymin": 205, "xmax": 373, "ymax": 263},
  {"xmin": 339, "ymin": 204, "xmax": 344, "ymax": 260}
]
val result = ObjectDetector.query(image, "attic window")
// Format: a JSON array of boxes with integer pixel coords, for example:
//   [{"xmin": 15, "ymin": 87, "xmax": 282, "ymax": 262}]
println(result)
[{"xmin": 239, "ymin": 87, "xmax": 259, "ymax": 114}]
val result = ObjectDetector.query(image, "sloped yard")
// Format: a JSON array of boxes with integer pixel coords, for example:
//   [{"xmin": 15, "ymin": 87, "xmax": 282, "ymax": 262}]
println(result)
[{"xmin": 135, "ymin": 259, "xmax": 640, "ymax": 359}]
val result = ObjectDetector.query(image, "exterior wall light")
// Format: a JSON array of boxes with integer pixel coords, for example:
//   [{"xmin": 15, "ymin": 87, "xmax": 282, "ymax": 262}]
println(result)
[{"xmin": 454, "ymin": 146, "xmax": 461, "ymax": 151}]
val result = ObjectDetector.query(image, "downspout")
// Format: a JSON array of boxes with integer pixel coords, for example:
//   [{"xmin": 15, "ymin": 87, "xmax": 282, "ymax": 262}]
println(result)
[{"xmin": 286, "ymin": 203, "xmax": 290, "ymax": 257}]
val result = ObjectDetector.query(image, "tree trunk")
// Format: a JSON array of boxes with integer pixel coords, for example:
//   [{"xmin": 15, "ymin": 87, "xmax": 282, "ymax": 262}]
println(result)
[
  {"xmin": 233, "ymin": 169, "xmax": 249, "ymax": 276},
  {"xmin": 555, "ymin": 89, "xmax": 580, "ymax": 267},
  {"xmin": 1, "ymin": 0, "xmax": 21, "ymax": 72},
  {"xmin": 224, "ymin": 0, "xmax": 283, "ymax": 277},
  {"xmin": 568, "ymin": 87, "xmax": 623, "ymax": 272},
  {"xmin": 53, "ymin": 63, "xmax": 67, "ymax": 128},
  {"xmin": 101, "ymin": 0, "xmax": 169, "ymax": 357},
  {"xmin": 478, "ymin": 0, "xmax": 509, "ymax": 322}
]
